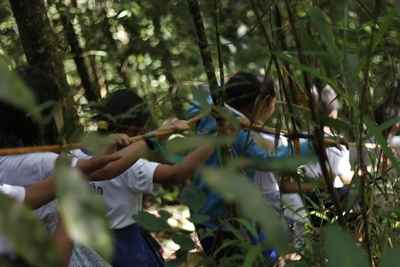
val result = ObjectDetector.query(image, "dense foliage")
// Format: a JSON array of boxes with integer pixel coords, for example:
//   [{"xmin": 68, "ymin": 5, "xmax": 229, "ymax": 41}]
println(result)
[{"xmin": 2, "ymin": 0, "xmax": 400, "ymax": 266}]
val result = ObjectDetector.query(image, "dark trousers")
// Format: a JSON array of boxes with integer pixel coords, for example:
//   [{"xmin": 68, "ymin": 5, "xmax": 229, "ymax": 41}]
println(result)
[{"xmin": 112, "ymin": 224, "xmax": 164, "ymax": 267}]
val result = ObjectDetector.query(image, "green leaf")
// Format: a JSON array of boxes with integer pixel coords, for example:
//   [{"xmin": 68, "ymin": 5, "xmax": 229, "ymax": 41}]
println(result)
[
  {"xmin": 172, "ymin": 233, "xmax": 195, "ymax": 250},
  {"xmin": 308, "ymin": 8, "xmax": 340, "ymax": 63},
  {"xmin": 324, "ymin": 224, "xmax": 369, "ymax": 267},
  {"xmin": 0, "ymin": 59, "xmax": 40, "ymax": 120},
  {"xmin": 80, "ymin": 133, "xmax": 114, "ymax": 155},
  {"xmin": 243, "ymin": 245, "xmax": 262, "ymax": 267},
  {"xmin": 365, "ymin": 117, "xmax": 400, "ymax": 173},
  {"xmin": 55, "ymin": 158, "xmax": 113, "ymax": 260},
  {"xmin": 189, "ymin": 213, "xmax": 209, "ymax": 224},
  {"xmin": 380, "ymin": 247, "xmax": 400, "ymax": 267},
  {"xmin": 249, "ymin": 155, "xmax": 317, "ymax": 175},
  {"xmin": 328, "ymin": 0, "xmax": 349, "ymax": 21},
  {"xmin": 274, "ymin": 52, "xmax": 337, "ymax": 87},
  {"xmin": 0, "ymin": 194, "xmax": 60, "ymax": 267},
  {"xmin": 202, "ymin": 168, "xmax": 289, "ymax": 252},
  {"xmin": 133, "ymin": 211, "xmax": 170, "ymax": 232},
  {"xmin": 180, "ymin": 185, "xmax": 207, "ymax": 213}
]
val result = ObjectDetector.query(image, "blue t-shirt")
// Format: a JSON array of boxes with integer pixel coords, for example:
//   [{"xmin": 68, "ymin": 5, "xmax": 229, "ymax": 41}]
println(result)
[{"xmin": 186, "ymin": 104, "xmax": 312, "ymax": 225}]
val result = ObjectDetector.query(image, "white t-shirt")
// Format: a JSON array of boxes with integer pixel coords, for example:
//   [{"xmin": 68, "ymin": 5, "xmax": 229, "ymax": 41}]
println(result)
[
  {"xmin": 0, "ymin": 152, "xmax": 58, "ymax": 255},
  {"xmin": 70, "ymin": 150, "xmax": 159, "ymax": 229},
  {"xmin": 302, "ymin": 144, "xmax": 352, "ymax": 188},
  {"xmin": 0, "ymin": 184, "xmax": 25, "ymax": 202}
]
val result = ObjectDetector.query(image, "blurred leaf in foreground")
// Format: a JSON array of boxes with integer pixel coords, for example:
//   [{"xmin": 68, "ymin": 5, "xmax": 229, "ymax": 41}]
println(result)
[
  {"xmin": 380, "ymin": 247, "xmax": 400, "ymax": 267},
  {"xmin": 323, "ymin": 224, "xmax": 368, "ymax": 267},
  {"xmin": 55, "ymin": 157, "xmax": 113, "ymax": 260},
  {"xmin": 0, "ymin": 59, "xmax": 40, "ymax": 120},
  {"xmin": 202, "ymin": 168, "xmax": 289, "ymax": 252},
  {"xmin": 0, "ymin": 194, "xmax": 60, "ymax": 267}
]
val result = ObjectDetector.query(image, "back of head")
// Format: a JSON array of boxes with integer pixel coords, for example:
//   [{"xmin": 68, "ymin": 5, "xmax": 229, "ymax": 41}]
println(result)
[
  {"xmin": 311, "ymin": 84, "xmax": 340, "ymax": 116},
  {"xmin": 225, "ymin": 71, "xmax": 275, "ymax": 112},
  {"xmin": 94, "ymin": 89, "xmax": 150, "ymax": 132}
]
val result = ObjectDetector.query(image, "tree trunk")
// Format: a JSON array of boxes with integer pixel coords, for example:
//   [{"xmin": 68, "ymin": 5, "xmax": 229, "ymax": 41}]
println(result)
[
  {"xmin": 9, "ymin": 0, "xmax": 80, "ymax": 143},
  {"xmin": 60, "ymin": 6, "xmax": 100, "ymax": 102}
]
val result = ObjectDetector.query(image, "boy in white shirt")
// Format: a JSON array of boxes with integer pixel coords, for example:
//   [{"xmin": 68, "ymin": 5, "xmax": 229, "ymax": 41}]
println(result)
[
  {"xmin": 0, "ymin": 67, "xmax": 180, "ymax": 267},
  {"xmin": 75, "ymin": 89, "xmax": 214, "ymax": 267}
]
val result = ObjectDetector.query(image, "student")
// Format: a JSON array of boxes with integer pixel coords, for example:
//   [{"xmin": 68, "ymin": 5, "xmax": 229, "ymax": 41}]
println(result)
[
  {"xmin": 186, "ymin": 72, "xmax": 313, "ymax": 264},
  {"xmin": 0, "ymin": 67, "xmax": 166, "ymax": 267},
  {"xmin": 301, "ymin": 85, "xmax": 353, "ymax": 195},
  {"xmin": 71, "ymin": 89, "xmax": 214, "ymax": 267},
  {"xmin": 281, "ymin": 85, "xmax": 353, "ymax": 239}
]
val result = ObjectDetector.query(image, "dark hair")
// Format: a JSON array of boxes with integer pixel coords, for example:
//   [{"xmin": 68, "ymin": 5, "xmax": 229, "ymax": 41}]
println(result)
[
  {"xmin": 0, "ymin": 66, "xmax": 59, "ymax": 147},
  {"xmin": 225, "ymin": 71, "xmax": 275, "ymax": 111},
  {"xmin": 94, "ymin": 89, "xmax": 150, "ymax": 132},
  {"xmin": 375, "ymin": 83, "xmax": 400, "ymax": 124}
]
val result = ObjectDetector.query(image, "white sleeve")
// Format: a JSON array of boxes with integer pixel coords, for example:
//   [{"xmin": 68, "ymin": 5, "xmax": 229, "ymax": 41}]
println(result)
[
  {"xmin": 38, "ymin": 153, "xmax": 59, "ymax": 178},
  {"xmin": 328, "ymin": 147, "xmax": 352, "ymax": 177},
  {"xmin": 0, "ymin": 184, "xmax": 26, "ymax": 203},
  {"xmin": 70, "ymin": 157, "xmax": 79, "ymax": 168},
  {"xmin": 125, "ymin": 159, "xmax": 159, "ymax": 193}
]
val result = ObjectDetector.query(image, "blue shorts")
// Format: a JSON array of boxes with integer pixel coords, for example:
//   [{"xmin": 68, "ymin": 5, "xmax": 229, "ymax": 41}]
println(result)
[{"xmin": 112, "ymin": 224, "xmax": 164, "ymax": 267}]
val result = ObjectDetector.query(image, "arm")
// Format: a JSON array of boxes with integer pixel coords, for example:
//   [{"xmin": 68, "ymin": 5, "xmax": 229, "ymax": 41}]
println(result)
[
  {"xmin": 88, "ymin": 141, "xmax": 151, "ymax": 180},
  {"xmin": 53, "ymin": 219, "xmax": 73, "ymax": 267},
  {"xmin": 239, "ymin": 130, "xmax": 313, "ymax": 161},
  {"xmin": 280, "ymin": 179, "xmax": 315, "ymax": 193},
  {"xmin": 75, "ymin": 153, "xmax": 120, "ymax": 177},
  {"xmin": 153, "ymin": 145, "xmax": 214, "ymax": 184}
]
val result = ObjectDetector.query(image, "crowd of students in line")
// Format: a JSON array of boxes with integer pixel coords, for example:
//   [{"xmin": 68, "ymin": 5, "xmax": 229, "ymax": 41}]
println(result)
[{"xmin": 0, "ymin": 66, "xmax": 399, "ymax": 267}]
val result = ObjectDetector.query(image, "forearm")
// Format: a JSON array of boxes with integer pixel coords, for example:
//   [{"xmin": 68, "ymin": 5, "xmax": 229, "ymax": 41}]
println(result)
[
  {"xmin": 24, "ymin": 176, "xmax": 56, "ymax": 209},
  {"xmin": 175, "ymin": 145, "xmax": 214, "ymax": 183},
  {"xmin": 89, "ymin": 141, "xmax": 151, "ymax": 180},
  {"xmin": 154, "ymin": 145, "xmax": 214, "ymax": 184},
  {"xmin": 53, "ymin": 219, "xmax": 73, "ymax": 267}
]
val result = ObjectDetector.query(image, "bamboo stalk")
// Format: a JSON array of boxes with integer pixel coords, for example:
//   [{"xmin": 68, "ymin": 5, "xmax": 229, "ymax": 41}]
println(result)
[
  {"xmin": 283, "ymin": 0, "xmax": 344, "ymax": 223},
  {"xmin": 186, "ymin": 0, "xmax": 222, "ymax": 105}
]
